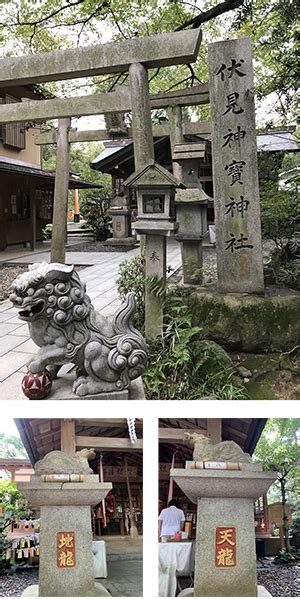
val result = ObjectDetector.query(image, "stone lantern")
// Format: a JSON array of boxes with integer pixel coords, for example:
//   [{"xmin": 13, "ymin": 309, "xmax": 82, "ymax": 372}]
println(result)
[
  {"xmin": 124, "ymin": 161, "xmax": 183, "ymax": 338},
  {"xmin": 175, "ymin": 186, "xmax": 212, "ymax": 284},
  {"xmin": 172, "ymin": 141, "xmax": 211, "ymax": 285},
  {"xmin": 105, "ymin": 193, "xmax": 137, "ymax": 248},
  {"xmin": 124, "ymin": 160, "xmax": 183, "ymax": 236}
]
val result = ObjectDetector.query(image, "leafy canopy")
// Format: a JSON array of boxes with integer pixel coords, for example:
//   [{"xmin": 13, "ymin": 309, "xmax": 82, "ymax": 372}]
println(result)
[
  {"xmin": 254, "ymin": 418, "xmax": 300, "ymax": 503},
  {"xmin": 0, "ymin": 1, "xmax": 297, "ymax": 123}
]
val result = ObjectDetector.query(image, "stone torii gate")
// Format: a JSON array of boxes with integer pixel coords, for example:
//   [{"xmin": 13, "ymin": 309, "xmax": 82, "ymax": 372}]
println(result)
[
  {"xmin": 34, "ymin": 85, "xmax": 210, "ymax": 260},
  {"xmin": 0, "ymin": 33, "xmax": 200, "ymax": 262},
  {"xmin": 0, "ymin": 29, "xmax": 203, "ymax": 336}
]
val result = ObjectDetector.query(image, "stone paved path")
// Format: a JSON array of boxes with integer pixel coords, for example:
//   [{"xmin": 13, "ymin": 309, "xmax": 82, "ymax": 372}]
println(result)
[{"xmin": 0, "ymin": 240, "xmax": 181, "ymax": 400}]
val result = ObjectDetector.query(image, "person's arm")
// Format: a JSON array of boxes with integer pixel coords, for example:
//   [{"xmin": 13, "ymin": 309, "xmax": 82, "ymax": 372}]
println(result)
[{"xmin": 158, "ymin": 518, "xmax": 162, "ymax": 541}]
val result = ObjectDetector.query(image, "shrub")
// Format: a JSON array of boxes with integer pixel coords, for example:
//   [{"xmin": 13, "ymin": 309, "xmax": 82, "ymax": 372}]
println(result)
[
  {"xmin": 80, "ymin": 191, "xmax": 113, "ymax": 241},
  {"xmin": 143, "ymin": 289, "xmax": 248, "ymax": 400},
  {"xmin": 116, "ymin": 255, "xmax": 145, "ymax": 331},
  {"xmin": 42, "ymin": 223, "xmax": 52, "ymax": 240},
  {"xmin": 273, "ymin": 547, "xmax": 300, "ymax": 564},
  {"xmin": 260, "ymin": 182, "xmax": 299, "ymax": 289},
  {"xmin": 116, "ymin": 256, "xmax": 248, "ymax": 400}
]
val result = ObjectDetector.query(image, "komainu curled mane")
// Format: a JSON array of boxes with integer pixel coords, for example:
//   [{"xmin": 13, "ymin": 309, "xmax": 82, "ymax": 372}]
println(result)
[{"xmin": 10, "ymin": 262, "xmax": 148, "ymax": 396}]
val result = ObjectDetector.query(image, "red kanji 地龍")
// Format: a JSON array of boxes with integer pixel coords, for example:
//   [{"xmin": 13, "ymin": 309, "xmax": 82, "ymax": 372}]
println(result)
[{"xmin": 57, "ymin": 532, "xmax": 76, "ymax": 568}]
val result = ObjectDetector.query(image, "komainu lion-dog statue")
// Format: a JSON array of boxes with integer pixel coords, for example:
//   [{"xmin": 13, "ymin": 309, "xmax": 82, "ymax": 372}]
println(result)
[{"xmin": 10, "ymin": 262, "xmax": 148, "ymax": 396}]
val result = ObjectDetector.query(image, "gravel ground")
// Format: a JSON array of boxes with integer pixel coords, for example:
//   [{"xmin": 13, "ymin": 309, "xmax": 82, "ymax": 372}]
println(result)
[
  {"xmin": 0, "ymin": 266, "xmax": 28, "ymax": 302},
  {"xmin": 1, "ymin": 562, "xmax": 299, "ymax": 597},
  {"xmin": 257, "ymin": 561, "xmax": 300, "ymax": 597},
  {"xmin": 0, "ymin": 569, "xmax": 38, "ymax": 597}
]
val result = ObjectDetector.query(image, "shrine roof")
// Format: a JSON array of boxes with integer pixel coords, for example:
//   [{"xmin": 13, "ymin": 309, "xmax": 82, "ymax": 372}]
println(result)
[
  {"xmin": 0, "ymin": 160, "xmax": 103, "ymax": 189},
  {"xmin": 257, "ymin": 130, "xmax": 299, "ymax": 152},
  {"xmin": 14, "ymin": 419, "xmax": 143, "ymax": 477}
]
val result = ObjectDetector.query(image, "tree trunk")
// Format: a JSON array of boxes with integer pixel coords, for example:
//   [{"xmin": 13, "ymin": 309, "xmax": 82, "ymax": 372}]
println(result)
[{"xmin": 280, "ymin": 475, "xmax": 291, "ymax": 551}]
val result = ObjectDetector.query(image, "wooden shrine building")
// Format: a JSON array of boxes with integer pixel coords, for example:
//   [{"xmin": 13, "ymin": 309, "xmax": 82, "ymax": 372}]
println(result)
[
  {"xmin": 15, "ymin": 418, "xmax": 143, "ymax": 536},
  {"xmin": 159, "ymin": 418, "xmax": 267, "ymax": 541}
]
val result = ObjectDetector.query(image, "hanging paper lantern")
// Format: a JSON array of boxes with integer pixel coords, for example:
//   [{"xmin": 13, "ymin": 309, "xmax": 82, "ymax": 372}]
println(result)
[{"xmin": 21, "ymin": 370, "xmax": 52, "ymax": 400}]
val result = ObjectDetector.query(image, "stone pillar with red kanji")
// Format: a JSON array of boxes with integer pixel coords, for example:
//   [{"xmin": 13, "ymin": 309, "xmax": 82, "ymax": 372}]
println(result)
[
  {"xmin": 18, "ymin": 451, "xmax": 112, "ymax": 597},
  {"xmin": 208, "ymin": 37, "xmax": 264, "ymax": 294},
  {"xmin": 172, "ymin": 452, "xmax": 276, "ymax": 596}
]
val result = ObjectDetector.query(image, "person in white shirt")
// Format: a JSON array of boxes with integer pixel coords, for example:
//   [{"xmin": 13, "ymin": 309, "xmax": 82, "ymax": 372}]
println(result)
[{"xmin": 158, "ymin": 499, "xmax": 185, "ymax": 540}]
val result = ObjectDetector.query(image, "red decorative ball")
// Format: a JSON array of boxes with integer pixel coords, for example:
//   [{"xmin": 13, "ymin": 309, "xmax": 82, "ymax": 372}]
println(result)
[{"xmin": 21, "ymin": 370, "xmax": 52, "ymax": 400}]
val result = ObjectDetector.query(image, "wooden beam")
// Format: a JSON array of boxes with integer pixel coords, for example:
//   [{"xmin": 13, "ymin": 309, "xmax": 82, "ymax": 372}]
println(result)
[
  {"xmin": 35, "ymin": 120, "xmax": 212, "ymax": 146},
  {"xmin": 61, "ymin": 419, "xmax": 76, "ymax": 455},
  {"xmin": 76, "ymin": 419, "xmax": 143, "ymax": 429},
  {"xmin": 159, "ymin": 428, "xmax": 207, "ymax": 443},
  {"xmin": 75, "ymin": 436, "xmax": 143, "ymax": 451},
  {"xmin": 207, "ymin": 419, "xmax": 222, "ymax": 444},
  {"xmin": 0, "ymin": 29, "xmax": 202, "ymax": 87}
]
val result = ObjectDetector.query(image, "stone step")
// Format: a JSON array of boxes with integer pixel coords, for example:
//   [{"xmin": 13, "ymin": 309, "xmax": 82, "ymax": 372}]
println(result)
[{"xmin": 67, "ymin": 229, "xmax": 93, "ymax": 236}]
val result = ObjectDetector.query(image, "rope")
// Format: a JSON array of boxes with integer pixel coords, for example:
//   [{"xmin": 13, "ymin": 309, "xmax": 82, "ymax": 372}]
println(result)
[{"xmin": 127, "ymin": 418, "xmax": 137, "ymax": 444}]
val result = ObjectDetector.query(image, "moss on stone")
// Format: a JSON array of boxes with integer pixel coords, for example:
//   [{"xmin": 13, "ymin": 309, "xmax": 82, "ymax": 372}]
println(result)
[{"xmin": 187, "ymin": 290, "xmax": 300, "ymax": 352}]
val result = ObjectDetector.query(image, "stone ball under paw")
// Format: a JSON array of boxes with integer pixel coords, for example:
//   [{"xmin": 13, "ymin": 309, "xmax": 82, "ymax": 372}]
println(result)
[{"xmin": 22, "ymin": 370, "xmax": 52, "ymax": 400}]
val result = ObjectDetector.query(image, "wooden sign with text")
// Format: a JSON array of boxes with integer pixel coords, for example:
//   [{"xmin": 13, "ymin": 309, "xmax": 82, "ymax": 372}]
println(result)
[
  {"xmin": 57, "ymin": 531, "xmax": 76, "ymax": 568},
  {"xmin": 215, "ymin": 526, "xmax": 237, "ymax": 567}
]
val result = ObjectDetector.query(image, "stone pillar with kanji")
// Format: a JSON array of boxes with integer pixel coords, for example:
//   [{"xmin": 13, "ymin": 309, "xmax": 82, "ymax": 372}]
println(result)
[
  {"xmin": 172, "ymin": 438, "xmax": 276, "ymax": 596},
  {"xmin": 18, "ymin": 450, "xmax": 112, "ymax": 597},
  {"xmin": 208, "ymin": 37, "xmax": 264, "ymax": 294}
]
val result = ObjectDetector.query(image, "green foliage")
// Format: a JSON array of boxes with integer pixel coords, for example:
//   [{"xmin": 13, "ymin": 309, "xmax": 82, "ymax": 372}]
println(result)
[
  {"xmin": 42, "ymin": 223, "xmax": 52, "ymax": 240},
  {"xmin": 80, "ymin": 192, "xmax": 112, "ymax": 241},
  {"xmin": 0, "ymin": 433, "xmax": 28, "ymax": 459},
  {"xmin": 254, "ymin": 419, "xmax": 299, "ymax": 505},
  {"xmin": 116, "ymin": 255, "xmax": 248, "ymax": 399},
  {"xmin": 290, "ymin": 499, "xmax": 300, "ymax": 537},
  {"xmin": 1, "ymin": 0, "xmax": 297, "ymax": 124},
  {"xmin": 143, "ymin": 289, "xmax": 248, "ymax": 400},
  {"xmin": 0, "ymin": 481, "xmax": 32, "ymax": 572},
  {"xmin": 116, "ymin": 255, "xmax": 145, "ymax": 331},
  {"xmin": 260, "ymin": 182, "xmax": 299, "ymax": 247},
  {"xmin": 273, "ymin": 547, "xmax": 300, "ymax": 565},
  {"xmin": 233, "ymin": 0, "xmax": 298, "ymax": 121},
  {"xmin": 0, "ymin": 480, "xmax": 31, "ymax": 517},
  {"xmin": 260, "ymin": 180, "xmax": 299, "ymax": 288},
  {"xmin": 183, "ymin": 259, "xmax": 203, "ymax": 285}
]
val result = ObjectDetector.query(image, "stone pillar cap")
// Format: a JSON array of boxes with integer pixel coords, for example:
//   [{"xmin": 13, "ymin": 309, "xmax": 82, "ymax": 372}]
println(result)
[
  {"xmin": 18, "ymin": 480, "xmax": 112, "ymax": 507},
  {"xmin": 171, "ymin": 468, "xmax": 276, "ymax": 503}
]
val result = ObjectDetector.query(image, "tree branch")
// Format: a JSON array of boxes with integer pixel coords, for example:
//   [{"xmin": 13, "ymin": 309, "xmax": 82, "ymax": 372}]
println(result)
[
  {"xmin": 175, "ymin": 0, "xmax": 245, "ymax": 30},
  {"xmin": 16, "ymin": 0, "xmax": 85, "ymax": 27}
]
